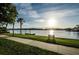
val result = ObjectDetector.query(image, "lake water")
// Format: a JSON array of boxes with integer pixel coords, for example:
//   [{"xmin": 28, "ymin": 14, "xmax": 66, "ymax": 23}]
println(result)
[{"xmin": 8, "ymin": 30, "xmax": 79, "ymax": 40}]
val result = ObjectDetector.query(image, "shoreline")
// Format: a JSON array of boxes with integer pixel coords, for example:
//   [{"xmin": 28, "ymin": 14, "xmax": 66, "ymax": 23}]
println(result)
[{"xmin": 5, "ymin": 33, "xmax": 79, "ymax": 48}]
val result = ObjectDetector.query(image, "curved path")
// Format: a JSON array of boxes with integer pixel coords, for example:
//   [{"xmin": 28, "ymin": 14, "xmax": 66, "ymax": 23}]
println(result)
[{"xmin": 0, "ymin": 35, "xmax": 79, "ymax": 55}]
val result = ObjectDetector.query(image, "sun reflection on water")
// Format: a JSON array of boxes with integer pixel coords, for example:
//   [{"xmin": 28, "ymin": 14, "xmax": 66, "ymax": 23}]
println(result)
[{"xmin": 49, "ymin": 30, "xmax": 54, "ymax": 35}]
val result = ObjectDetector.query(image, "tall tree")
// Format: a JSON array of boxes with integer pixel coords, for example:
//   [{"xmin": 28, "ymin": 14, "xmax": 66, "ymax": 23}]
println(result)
[
  {"xmin": 0, "ymin": 3, "xmax": 18, "ymax": 34},
  {"xmin": 0, "ymin": 3, "xmax": 18, "ymax": 27},
  {"xmin": 17, "ymin": 18, "xmax": 24, "ymax": 34}
]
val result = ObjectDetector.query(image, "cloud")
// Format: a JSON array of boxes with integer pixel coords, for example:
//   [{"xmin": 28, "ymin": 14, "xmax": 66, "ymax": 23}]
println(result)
[
  {"xmin": 39, "ymin": 8, "xmax": 79, "ymax": 20},
  {"xmin": 34, "ymin": 19, "xmax": 45, "ymax": 22},
  {"xmin": 12, "ymin": 3, "xmax": 79, "ymax": 28},
  {"xmin": 28, "ymin": 10, "xmax": 40, "ymax": 18},
  {"xmin": 16, "ymin": 3, "xmax": 32, "ymax": 10},
  {"xmin": 16, "ymin": 3, "xmax": 40, "ymax": 19}
]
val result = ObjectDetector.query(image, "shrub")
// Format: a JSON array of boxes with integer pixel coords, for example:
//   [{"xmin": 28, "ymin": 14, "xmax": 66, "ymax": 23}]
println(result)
[{"xmin": 0, "ymin": 27, "xmax": 8, "ymax": 33}]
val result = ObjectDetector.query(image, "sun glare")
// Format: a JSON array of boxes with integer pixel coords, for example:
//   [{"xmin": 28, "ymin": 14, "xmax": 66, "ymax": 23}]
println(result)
[
  {"xmin": 47, "ymin": 18, "xmax": 57, "ymax": 28},
  {"xmin": 49, "ymin": 30, "xmax": 54, "ymax": 35}
]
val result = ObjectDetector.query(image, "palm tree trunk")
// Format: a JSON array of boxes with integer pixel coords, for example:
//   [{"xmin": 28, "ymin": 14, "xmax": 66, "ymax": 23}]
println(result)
[
  {"xmin": 12, "ymin": 22, "xmax": 15, "ymax": 36},
  {"xmin": 20, "ymin": 22, "xmax": 22, "ymax": 34},
  {"xmin": 5, "ymin": 23, "xmax": 8, "ymax": 32},
  {"xmin": 6, "ymin": 23, "xmax": 8, "ymax": 28},
  {"xmin": 6, "ymin": 23, "xmax": 8, "ymax": 29}
]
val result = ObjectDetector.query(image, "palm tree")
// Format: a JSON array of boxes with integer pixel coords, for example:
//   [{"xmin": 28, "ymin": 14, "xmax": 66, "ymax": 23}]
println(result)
[
  {"xmin": 12, "ymin": 22, "xmax": 15, "ymax": 36},
  {"xmin": 17, "ymin": 18, "xmax": 24, "ymax": 34}
]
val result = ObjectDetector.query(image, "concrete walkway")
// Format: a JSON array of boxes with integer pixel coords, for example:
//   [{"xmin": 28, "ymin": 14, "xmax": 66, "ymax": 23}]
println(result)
[{"xmin": 0, "ymin": 35, "xmax": 79, "ymax": 55}]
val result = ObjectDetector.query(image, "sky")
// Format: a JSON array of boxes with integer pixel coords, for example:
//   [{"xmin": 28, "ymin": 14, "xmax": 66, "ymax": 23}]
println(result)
[{"xmin": 8, "ymin": 3, "xmax": 79, "ymax": 28}]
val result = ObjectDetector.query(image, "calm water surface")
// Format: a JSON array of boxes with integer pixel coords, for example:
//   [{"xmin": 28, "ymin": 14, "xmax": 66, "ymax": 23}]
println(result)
[{"xmin": 9, "ymin": 30, "xmax": 79, "ymax": 40}]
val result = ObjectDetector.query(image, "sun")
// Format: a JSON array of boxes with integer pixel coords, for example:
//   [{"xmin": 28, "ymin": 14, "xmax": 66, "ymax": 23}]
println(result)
[{"xmin": 47, "ymin": 18, "xmax": 57, "ymax": 28}]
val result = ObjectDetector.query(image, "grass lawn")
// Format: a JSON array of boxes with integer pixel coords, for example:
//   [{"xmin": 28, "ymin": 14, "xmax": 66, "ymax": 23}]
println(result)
[
  {"xmin": 0, "ymin": 37, "xmax": 60, "ymax": 55},
  {"xmin": 5, "ymin": 33, "xmax": 79, "ymax": 48}
]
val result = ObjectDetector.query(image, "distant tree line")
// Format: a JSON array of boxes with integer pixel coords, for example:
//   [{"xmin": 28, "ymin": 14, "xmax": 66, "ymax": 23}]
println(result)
[{"xmin": 66, "ymin": 25, "xmax": 79, "ymax": 32}]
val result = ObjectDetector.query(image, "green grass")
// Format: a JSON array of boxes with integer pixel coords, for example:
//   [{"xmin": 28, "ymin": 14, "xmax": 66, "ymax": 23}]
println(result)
[
  {"xmin": 5, "ymin": 33, "xmax": 79, "ymax": 48},
  {"xmin": 0, "ymin": 37, "xmax": 60, "ymax": 55}
]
